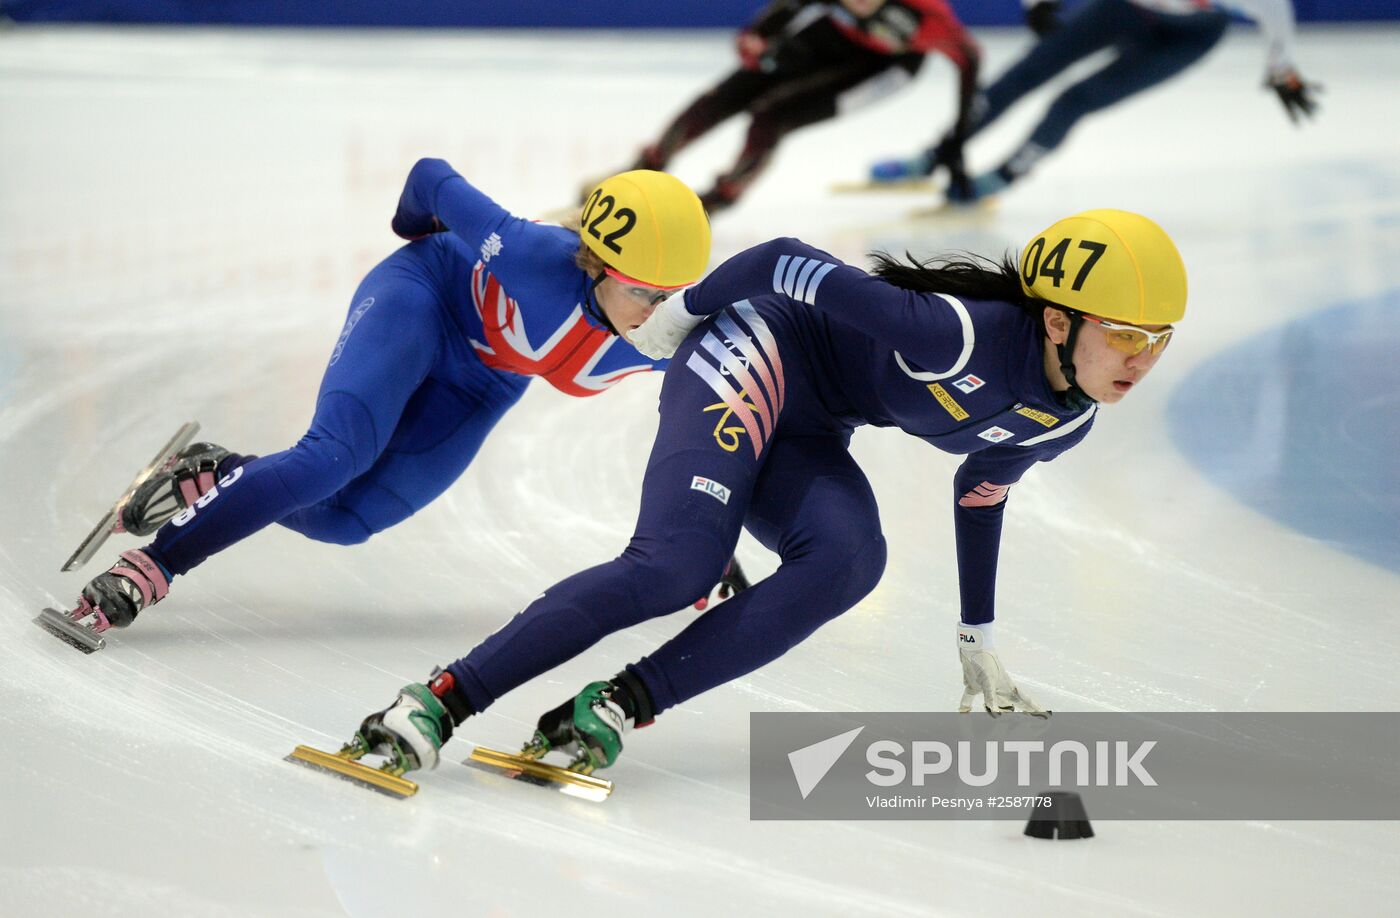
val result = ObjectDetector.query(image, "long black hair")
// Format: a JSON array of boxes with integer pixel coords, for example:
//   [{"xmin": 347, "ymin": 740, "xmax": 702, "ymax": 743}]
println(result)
[
  {"xmin": 867, "ymin": 249, "xmax": 1051, "ymax": 327},
  {"xmin": 870, "ymin": 250, "xmax": 1100, "ymax": 410}
]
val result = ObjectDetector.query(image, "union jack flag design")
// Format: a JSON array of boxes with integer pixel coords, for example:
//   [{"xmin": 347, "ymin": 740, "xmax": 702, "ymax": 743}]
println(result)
[{"xmin": 468, "ymin": 263, "xmax": 656, "ymax": 398}]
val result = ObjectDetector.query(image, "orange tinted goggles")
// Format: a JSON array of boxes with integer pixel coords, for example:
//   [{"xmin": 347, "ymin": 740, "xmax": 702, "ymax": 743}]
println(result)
[{"xmin": 1081, "ymin": 314, "xmax": 1175, "ymax": 356}]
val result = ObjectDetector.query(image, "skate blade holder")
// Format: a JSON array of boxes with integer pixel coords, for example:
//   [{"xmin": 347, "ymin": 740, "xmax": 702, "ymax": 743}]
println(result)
[
  {"xmin": 33, "ymin": 607, "xmax": 106, "ymax": 654},
  {"xmin": 830, "ymin": 177, "xmax": 937, "ymax": 195},
  {"xmin": 466, "ymin": 746, "xmax": 613, "ymax": 802},
  {"xmin": 285, "ymin": 745, "xmax": 418, "ymax": 798},
  {"xmin": 62, "ymin": 421, "xmax": 201, "ymax": 572}
]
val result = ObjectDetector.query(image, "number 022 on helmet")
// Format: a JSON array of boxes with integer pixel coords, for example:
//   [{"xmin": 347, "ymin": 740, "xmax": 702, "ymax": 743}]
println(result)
[{"xmin": 580, "ymin": 170, "xmax": 712, "ymax": 291}]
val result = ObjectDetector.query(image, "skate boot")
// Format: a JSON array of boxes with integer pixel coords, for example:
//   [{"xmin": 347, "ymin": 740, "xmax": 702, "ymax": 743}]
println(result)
[
  {"xmin": 80, "ymin": 548, "xmax": 171, "ymax": 631},
  {"xmin": 869, "ymin": 150, "xmax": 936, "ymax": 184},
  {"xmin": 118, "ymin": 442, "xmax": 233, "ymax": 536},
  {"xmin": 344, "ymin": 682, "xmax": 457, "ymax": 776},
  {"xmin": 521, "ymin": 672, "xmax": 655, "ymax": 774},
  {"xmin": 34, "ymin": 548, "xmax": 170, "ymax": 652},
  {"xmin": 699, "ymin": 179, "xmax": 742, "ymax": 216},
  {"xmin": 694, "ymin": 555, "xmax": 751, "ymax": 610},
  {"xmin": 946, "ymin": 169, "xmax": 1010, "ymax": 206}
]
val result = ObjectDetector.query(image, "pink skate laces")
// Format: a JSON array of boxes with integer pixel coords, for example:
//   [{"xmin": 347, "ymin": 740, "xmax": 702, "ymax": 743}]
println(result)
[
  {"xmin": 109, "ymin": 549, "xmax": 170, "ymax": 608},
  {"xmin": 177, "ymin": 469, "xmax": 219, "ymax": 508}
]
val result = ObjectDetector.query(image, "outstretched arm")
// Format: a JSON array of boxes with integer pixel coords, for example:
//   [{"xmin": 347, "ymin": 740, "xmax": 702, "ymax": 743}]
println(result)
[
  {"xmin": 940, "ymin": 35, "xmax": 982, "ymax": 180},
  {"xmin": 1221, "ymin": 0, "xmax": 1320, "ymax": 122},
  {"xmin": 700, "ymin": 238, "xmax": 975, "ymax": 372},
  {"xmin": 947, "ymin": 430, "xmax": 1093, "ymax": 716},
  {"xmin": 631, "ymin": 236, "xmax": 978, "ymax": 363},
  {"xmin": 1223, "ymin": 0, "xmax": 1299, "ymax": 78},
  {"xmin": 868, "ymin": 2, "xmax": 983, "ymax": 183},
  {"xmin": 391, "ymin": 158, "xmax": 568, "ymax": 286}
]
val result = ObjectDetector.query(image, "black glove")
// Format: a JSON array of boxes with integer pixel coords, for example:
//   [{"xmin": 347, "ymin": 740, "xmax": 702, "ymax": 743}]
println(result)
[
  {"xmin": 1025, "ymin": 0, "xmax": 1062, "ymax": 38},
  {"xmin": 694, "ymin": 556, "xmax": 751, "ymax": 611},
  {"xmin": 1268, "ymin": 69, "xmax": 1321, "ymax": 124}
]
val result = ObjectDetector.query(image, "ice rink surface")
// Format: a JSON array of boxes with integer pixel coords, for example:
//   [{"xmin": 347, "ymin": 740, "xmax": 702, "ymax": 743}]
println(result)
[{"xmin": 3, "ymin": 20, "xmax": 1400, "ymax": 917}]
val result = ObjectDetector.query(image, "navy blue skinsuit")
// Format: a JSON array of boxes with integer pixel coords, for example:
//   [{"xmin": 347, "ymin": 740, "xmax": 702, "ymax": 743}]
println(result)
[
  {"xmin": 446, "ymin": 237, "xmax": 1097, "ymax": 717},
  {"xmin": 970, "ymin": 0, "xmax": 1231, "ymax": 180}
]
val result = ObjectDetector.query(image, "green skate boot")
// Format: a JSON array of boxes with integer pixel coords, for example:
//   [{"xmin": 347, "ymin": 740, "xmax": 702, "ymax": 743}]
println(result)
[
  {"xmin": 521, "ymin": 672, "xmax": 654, "ymax": 774},
  {"xmin": 346, "ymin": 683, "xmax": 455, "ymax": 776}
]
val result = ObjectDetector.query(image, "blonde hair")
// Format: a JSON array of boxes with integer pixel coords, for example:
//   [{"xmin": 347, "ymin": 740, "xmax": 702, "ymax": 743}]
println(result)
[{"xmin": 563, "ymin": 211, "xmax": 609, "ymax": 276}]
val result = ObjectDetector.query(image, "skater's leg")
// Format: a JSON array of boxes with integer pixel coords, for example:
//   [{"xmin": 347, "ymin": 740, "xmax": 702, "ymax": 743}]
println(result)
[
  {"xmin": 702, "ymin": 53, "xmax": 906, "ymax": 211},
  {"xmin": 968, "ymin": 0, "xmax": 1140, "ymax": 139},
  {"xmin": 989, "ymin": 8, "xmax": 1230, "ymax": 184},
  {"xmin": 278, "ymin": 368, "xmax": 528, "ymax": 543},
  {"xmin": 442, "ymin": 301, "xmax": 797, "ymax": 713},
  {"xmin": 146, "ymin": 253, "xmax": 448, "ymax": 576},
  {"xmin": 629, "ymin": 436, "xmax": 886, "ymax": 715},
  {"xmin": 636, "ymin": 68, "xmax": 775, "ymax": 170}
]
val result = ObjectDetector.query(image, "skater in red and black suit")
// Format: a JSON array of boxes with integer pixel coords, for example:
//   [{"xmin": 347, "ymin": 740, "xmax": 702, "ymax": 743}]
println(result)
[{"xmin": 629, "ymin": 0, "xmax": 979, "ymax": 214}]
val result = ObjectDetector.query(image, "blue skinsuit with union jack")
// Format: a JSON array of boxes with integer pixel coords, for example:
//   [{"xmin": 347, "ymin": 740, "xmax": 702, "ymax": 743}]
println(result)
[
  {"xmin": 145, "ymin": 162, "xmax": 664, "ymax": 577},
  {"xmin": 445, "ymin": 237, "xmax": 1095, "ymax": 719}
]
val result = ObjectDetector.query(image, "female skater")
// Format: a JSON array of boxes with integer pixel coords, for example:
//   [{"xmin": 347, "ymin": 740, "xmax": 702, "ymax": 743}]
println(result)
[
  {"xmin": 344, "ymin": 208, "xmax": 1188, "ymax": 777},
  {"xmin": 61, "ymin": 159, "xmax": 719, "ymax": 637}
]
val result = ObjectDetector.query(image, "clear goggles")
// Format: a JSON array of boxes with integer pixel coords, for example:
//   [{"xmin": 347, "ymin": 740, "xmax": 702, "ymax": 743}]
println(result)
[
  {"xmin": 1080, "ymin": 314, "xmax": 1175, "ymax": 356},
  {"xmin": 603, "ymin": 266, "xmax": 681, "ymax": 307}
]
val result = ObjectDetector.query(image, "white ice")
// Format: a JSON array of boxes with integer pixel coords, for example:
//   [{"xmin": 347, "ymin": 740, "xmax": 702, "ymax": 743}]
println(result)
[{"xmin": 2, "ymin": 22, "xmax": 1399, "ymax": 917}]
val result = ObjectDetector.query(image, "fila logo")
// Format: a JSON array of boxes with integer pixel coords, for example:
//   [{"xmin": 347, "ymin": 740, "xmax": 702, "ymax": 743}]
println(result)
[
  {"xmin": 977, "ymin": 426, "xmax": 1014, "ymax": 444},
  {"xmin": 690, "ymin": 475, "xmax": 731, "ymax": 505},
  {"xmin": 952, "ymin": 374, "xmax": 984, "ymax": 394},
  {"xmin": 171, "ymin": 466, "xmax": 244, "ymax": 527}
]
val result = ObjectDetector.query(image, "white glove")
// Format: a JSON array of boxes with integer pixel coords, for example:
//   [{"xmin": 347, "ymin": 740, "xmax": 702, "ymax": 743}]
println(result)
[
  {"xmin": 957, "ymin": 624, "xmax": 1049, "ymax": 717},
  {"xmin": 626, "ymin": 296, "xmax": 707, "ymax": 360}
]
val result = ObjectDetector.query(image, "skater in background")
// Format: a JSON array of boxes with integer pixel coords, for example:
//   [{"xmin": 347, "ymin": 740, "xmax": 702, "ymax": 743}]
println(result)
[
  {"xmin": 345, "ymin": 208, "xmax": 1188, "ymax": 779},
  {"xmin": 58, "ymin": 159, "xmax": 747, "ymax": 639},
  {"xmin": 870, "ymin": 0, "xmax": 1320, "ymax": 202},
  {"xmin": 619, "ymin": 0, "xmax": 979, "ymax": 215}
]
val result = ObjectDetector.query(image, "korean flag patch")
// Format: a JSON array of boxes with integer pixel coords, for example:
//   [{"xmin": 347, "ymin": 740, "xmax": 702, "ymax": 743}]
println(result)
[{"xmin": 977, "ymin": 426, "xmax": 1014, "ymax": 444}]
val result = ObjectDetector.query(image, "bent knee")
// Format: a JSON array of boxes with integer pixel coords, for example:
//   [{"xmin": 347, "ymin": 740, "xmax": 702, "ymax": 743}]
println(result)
[
  {"xmin": 278, "ymin": 505, "xmax": 375, "ymax": 545},
  {"xmin": 842, "ymin": 533, "xmax": 887, "ymax": 603},
  {"xmin": 620, "ymin": 540, "xmax": 731, "ymax": 610},
  {"xmin": 791, "ymin": 531, "xmax": 887, "ymax": 610}
]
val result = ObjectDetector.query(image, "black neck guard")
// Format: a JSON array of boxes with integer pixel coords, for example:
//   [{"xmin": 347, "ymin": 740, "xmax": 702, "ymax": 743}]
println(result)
[
  {"xmin": 583, "ymin": 273, "xmax": 621, "ymax": 337},
  {"xmin": 1053, "ymin": 311, "xmax": 1097, "ymax": 413}
]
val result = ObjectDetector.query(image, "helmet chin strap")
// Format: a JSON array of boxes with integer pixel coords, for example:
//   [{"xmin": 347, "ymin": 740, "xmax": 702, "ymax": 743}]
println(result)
[
  {"xmin": 1054, "ymin": 312, "xmax": 1097, "ymax": 412},
  {"xmin": 583, "ymin": 272, "xmax": 621, "ymax": 337}
]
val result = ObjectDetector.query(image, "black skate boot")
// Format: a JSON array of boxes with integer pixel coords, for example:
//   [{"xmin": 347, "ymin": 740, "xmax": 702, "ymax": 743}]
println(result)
[
  {"xmin": 522, "ymin": 671, "xmax": 655, "ymax": 774},
  {"xmin": 79, "ymin": 548, "xmax": 171, "ymax": 632},
  {"xmin": 118, "ymin": 442, "xmax": 233, "ymax": 536},
  {"xmin": 35, "ymin": 547, "xmax": 172, "ymax": 652}
]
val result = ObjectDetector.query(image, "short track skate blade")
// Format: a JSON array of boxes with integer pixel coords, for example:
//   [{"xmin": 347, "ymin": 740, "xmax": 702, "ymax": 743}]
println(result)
[
  {"xmin": 62, "ymin": 421, "xmax": 201, "ymax": 572},
  {"xmin": 285, "ymin": 745, "xmax": 418, "ymax": 798},
  {"xmin": 465, "ymin": 746, "xmax": 613, "ymax": 802},
  {"xmin": 33, "ymin": 607, "xmax": 105, "ymax": 654},
  {"xmin": 830, "ymin": 178, "xmax": 937, "ymax": 194}
]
